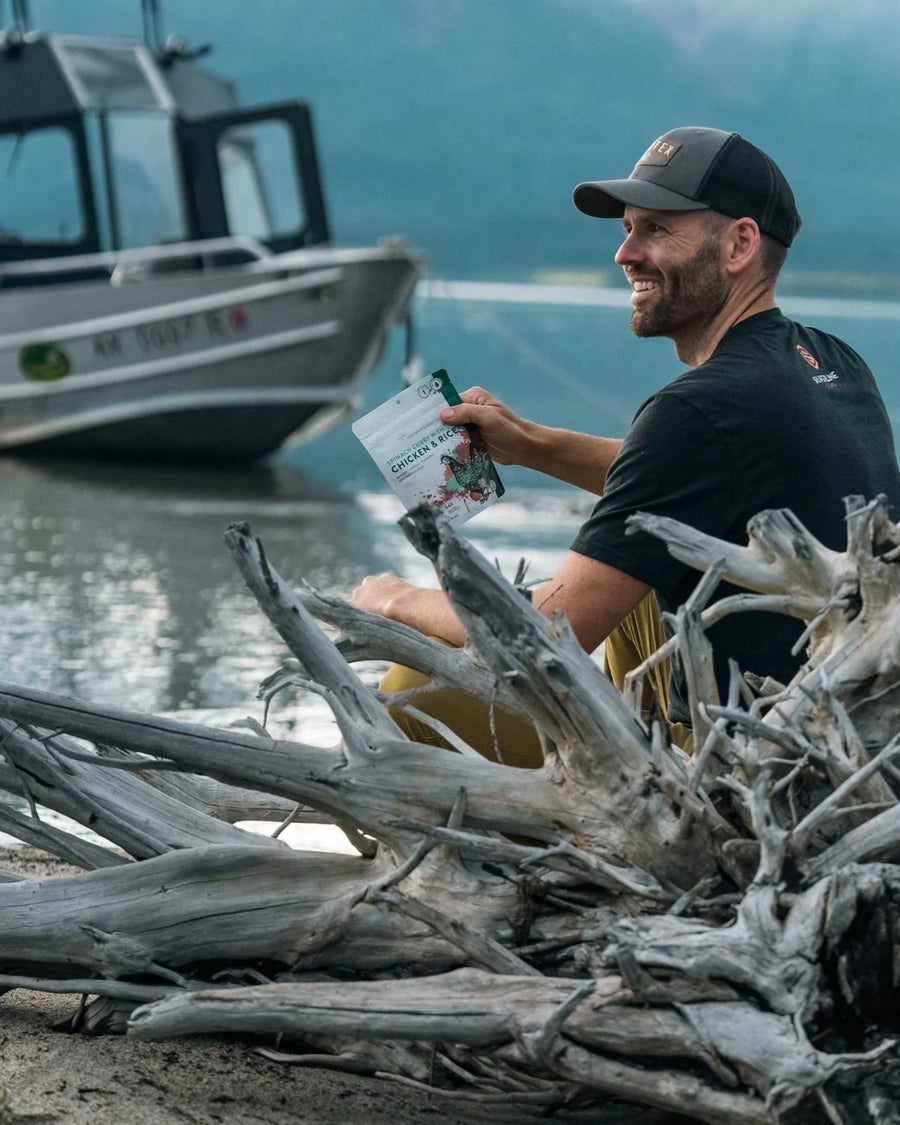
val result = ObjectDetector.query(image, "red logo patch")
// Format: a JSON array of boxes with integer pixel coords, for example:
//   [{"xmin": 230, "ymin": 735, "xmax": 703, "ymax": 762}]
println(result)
[
  {"xmin": 796, "ymin": 344, "xmax": 819, "ymax": 370},
  {"xmin": 228, "ymin": 308, "xmax": 247, "ymax": 330}
]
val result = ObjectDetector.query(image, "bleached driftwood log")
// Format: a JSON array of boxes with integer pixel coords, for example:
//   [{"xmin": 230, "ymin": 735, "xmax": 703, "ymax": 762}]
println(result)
[{"xmin": 0, "ymin": 497, "xmax": 899, "ymax": 1123}]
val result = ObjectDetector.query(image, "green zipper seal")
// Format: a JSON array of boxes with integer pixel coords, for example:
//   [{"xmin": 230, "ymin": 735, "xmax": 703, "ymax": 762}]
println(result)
[
  {"xmin": 433, "ymin": 368, "xmax": 463, "ymax": 407},
  {"xmin": 431, "ymin": 368, "xmax": 505, "ymax": 498}
]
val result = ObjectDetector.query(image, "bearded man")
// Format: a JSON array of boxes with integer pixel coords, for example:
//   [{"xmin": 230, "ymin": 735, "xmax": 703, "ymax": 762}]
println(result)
[{"xmin": 353, "ymin": 127, "xmax": 900, "ymax": 758}]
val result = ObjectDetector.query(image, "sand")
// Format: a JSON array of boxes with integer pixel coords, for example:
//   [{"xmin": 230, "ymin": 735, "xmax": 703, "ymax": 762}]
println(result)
[{"xmin": 0, "ymin": 848, "xmax": 683, "ymax": 1125}]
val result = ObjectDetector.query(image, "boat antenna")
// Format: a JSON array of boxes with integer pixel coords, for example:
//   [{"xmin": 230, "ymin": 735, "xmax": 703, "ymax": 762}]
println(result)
[
  {"xmin": 140, "ymin": 0, "xmax": 211, "ymax": 64},
  {"xmin": 10, "ymin": 0, "xmax": 29, "ymax": 32},
  {"xmin": 0, "ymin": 0, "xmax": 30, "ymax": 53},
  {"xmin": 141, "ymin": 0, "xmax": 163, "ymax": 54}
]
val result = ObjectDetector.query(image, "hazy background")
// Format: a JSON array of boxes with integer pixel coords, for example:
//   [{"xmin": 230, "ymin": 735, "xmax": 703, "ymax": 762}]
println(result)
[
  {"xmin": 2, "ymin": 1, "xmax": 899, "ymax": 715},
  {"xmin": 27, "ymin": 0, "xmax": 900, "ymax": 292}
]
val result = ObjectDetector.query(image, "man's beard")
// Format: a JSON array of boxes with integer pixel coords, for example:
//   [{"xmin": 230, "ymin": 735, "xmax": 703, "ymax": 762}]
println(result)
[{"xmin": 629, "ymin": 239, "xmax": 728, "ymax": 339}]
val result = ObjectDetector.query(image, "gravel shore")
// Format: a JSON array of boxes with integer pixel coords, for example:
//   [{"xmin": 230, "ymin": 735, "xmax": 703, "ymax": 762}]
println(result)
[{"xmin": 0, "ymin": 847, "xmax": 684, "ymax": 1125}]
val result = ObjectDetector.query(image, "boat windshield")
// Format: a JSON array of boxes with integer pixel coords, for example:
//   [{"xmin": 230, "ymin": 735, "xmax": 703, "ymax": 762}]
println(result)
[
  {"xmin": 91, "ymin": 111, "xmax": 187, "ymax": 250},
  {"xmin": 0, "ymin": 126, "xmax": 84, "ymax": 246},
  {"xmin": 217, "ymin": 119, "xmax": 304, "ymax": 241}
]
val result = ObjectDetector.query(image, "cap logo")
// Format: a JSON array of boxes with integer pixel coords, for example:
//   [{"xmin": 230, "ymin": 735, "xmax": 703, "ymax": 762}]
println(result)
[
  {"xmin": 796, "ymin": 344, "xmax": 819, "ymax": 370},
  {"xmin": 637, "ymin": 138, "xmax": 681, "ymax": 167}
]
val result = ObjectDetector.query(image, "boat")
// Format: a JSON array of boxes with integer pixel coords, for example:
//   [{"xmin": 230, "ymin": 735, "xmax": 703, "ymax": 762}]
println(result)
[{"xmin": 0, "ymin": 1, "xmax": 420, "ymax": 462}]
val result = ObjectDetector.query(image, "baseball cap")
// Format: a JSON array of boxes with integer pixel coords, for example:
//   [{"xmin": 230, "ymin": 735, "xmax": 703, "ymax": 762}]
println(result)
[{"xmin": 573, "ymin": 126, "xmax": 802, "ymax": 247}]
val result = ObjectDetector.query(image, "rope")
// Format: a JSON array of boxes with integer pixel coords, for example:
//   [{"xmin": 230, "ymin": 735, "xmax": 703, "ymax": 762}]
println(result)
[{"xmin": 417, "ymin": 269, "xmax": 636, "ymax": 427}]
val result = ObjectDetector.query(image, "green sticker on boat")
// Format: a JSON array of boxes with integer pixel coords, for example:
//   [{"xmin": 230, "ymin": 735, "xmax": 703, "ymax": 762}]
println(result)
[{"xmin": 19, "ymin": 343, "xmax": 71, "ymax": 381}]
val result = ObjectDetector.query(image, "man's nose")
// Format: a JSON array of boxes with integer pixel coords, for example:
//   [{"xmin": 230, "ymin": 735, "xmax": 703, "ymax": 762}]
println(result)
[{"xmin": 615, "ymin": 233, "xmax": 640, "ymax": 266}]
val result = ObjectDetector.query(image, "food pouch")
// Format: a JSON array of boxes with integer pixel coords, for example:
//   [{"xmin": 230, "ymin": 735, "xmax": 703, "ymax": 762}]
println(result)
[{"xmin": 351, "ymin": 369, "xmax": 504, "ymax": 527}]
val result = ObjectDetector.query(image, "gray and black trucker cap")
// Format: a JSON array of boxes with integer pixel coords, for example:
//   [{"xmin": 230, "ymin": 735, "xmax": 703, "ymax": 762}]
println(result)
[{"xmin": 573, "ymin": 126, "xmax": 802, "ymax": 247}]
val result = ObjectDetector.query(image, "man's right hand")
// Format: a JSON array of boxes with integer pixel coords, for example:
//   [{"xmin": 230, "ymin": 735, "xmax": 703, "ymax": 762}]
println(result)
[
  {"xmin": 439, "ymin": 387, "xmax": 538, "ymax": 467},
  {"xmin": 440, "ymin": 386, "xmax": 624, "ymax": 495}
]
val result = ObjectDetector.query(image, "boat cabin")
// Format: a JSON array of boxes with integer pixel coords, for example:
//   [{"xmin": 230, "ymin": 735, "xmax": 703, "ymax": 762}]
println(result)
[{"xmin": 0, "ymin": 29, "xmax": 330, "ymax": 279}]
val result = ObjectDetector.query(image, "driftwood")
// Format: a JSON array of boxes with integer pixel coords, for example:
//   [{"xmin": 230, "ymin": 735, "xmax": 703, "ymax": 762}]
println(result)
[{"xmin": 0, "ymin": 497, "xmax": 899, "ymax": 1122}]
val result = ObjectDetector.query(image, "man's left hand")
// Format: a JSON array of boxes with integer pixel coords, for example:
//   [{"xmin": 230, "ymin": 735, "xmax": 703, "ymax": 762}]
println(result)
[
  {"xmin": 350, "ymin": 573, "xmax": 467, "ymax": 645},
  {"xmin": 351, "ymin": 572, "xmax": 412, "ymax": 618}
]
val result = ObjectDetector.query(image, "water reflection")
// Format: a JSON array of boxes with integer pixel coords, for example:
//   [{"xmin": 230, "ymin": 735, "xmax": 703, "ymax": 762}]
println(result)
[
  {"xmin": 0, "ymin": 455, "xmax": 587, "ymax": 718},
  {"xmin": 0, "ymin": 457, "xmax": 384, "ymax": 711}
]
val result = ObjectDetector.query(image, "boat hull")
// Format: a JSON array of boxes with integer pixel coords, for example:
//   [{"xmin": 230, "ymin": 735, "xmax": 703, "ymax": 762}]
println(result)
[
  {"xmin": 0, "ymin": 245, "xmax": 418, "ymax": 463},
  {"xmin": 19, "ymin": 401, "xmax": 344, "ymax": 464}
]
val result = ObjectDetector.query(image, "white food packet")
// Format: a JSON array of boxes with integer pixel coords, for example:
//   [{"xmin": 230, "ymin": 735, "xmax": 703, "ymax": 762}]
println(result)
[{"xmin": 352, "ymin": 369, "xmax": 505, "ymax": 527}]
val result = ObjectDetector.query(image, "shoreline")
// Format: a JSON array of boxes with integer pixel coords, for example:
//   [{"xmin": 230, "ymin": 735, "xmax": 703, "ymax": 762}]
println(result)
[{"xmin": 0, "ymin": 847, "xmax": 679, "ymax": 1125}]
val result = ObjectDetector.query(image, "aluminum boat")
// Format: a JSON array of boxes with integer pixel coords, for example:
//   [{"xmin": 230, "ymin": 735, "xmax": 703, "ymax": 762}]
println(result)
[{"xmin": 0, "ymin": 4, "xmax": 419, "ymax": 462}]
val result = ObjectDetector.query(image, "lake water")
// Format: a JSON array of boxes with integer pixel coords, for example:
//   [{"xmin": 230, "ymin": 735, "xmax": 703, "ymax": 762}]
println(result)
[
  {"xmin": 1, "ymin": 283, "xmax": 899, "ymax": 849},
  {"xmin": 4, "ymin": 283, "xmax": 900, "ymax": 717},
  {"xmin": 0, "ymin": 455, "xmax": 590, "ymax": 716}
]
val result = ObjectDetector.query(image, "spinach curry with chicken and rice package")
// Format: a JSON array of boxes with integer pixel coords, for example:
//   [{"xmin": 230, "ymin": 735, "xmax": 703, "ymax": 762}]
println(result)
[{"xmin": 352, "ymin": 369, "xmax": 504, "ymax": 527}]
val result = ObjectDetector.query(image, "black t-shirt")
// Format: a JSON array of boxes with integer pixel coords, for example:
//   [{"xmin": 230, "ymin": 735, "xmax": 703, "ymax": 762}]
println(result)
[{"xmin": 572, "ymin": 307, "xmax": 900, "ymax": 722}]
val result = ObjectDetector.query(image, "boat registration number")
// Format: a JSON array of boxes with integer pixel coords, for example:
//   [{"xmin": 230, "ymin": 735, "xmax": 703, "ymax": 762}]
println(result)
[{"xmin": 92, "ymin": 308, "xmax": 248, "ymax": 363}]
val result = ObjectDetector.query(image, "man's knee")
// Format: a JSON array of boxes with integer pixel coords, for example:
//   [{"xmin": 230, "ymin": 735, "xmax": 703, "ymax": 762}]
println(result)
[{"xmin": 379, "ymin": 663, "xmax": 543, "ymax": 768}]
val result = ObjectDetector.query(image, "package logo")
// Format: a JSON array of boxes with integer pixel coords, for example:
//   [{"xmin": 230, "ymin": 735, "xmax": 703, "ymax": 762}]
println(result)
[
  {"xmin": 416, "ymin": 376, "xmax": 445, "ymax": 398},
  {"xmin": 796, "ymin": 344, "xmax": 819, "ymax": 370}
]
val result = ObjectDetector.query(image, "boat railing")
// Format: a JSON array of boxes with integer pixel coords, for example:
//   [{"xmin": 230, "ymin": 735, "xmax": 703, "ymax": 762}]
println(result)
[{"xmin": 0, "ymin": 237, "xmax": 274, "ymax": 286}]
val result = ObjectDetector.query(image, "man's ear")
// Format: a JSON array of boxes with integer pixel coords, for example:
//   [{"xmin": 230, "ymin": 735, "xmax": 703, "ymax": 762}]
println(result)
[{"xmin": 724, "ymin": 218, "xmax": 762, "ymax": 274}]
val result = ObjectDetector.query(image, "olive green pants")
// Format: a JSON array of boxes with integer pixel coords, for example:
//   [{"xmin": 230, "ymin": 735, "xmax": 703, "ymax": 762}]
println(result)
[{"xmin": 380, "ymin": 592, "xmax": 691, "ymax": 767}]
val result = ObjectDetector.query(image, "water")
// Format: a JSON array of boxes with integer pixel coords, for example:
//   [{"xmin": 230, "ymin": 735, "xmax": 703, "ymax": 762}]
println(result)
[
  {"xmin": 4, "ymin": 284, "xmax": 900, "ymax": 716},
  {"xmin": 0, "ymin": 437, "xmax": 592, "ymax": 853},
  {"xmin": 287, "ymin": 284, "xmax": 900, "ymax": 491},
  {"xmin": 1, "ymin": 285, "xmax": 899, "ymax": 850},
  {"xmin": 0, "ymin": 448, "xmax": 592, "ymax": 716}
]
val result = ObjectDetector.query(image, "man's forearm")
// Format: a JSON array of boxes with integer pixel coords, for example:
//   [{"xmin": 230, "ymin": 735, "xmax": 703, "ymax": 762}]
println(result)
[
  {"xmin": 519, "ymin": 426, "xmax": 623, "ymax": 494},
  {"xmin": 439, "ymin": 392, "xmax": 622, "ymax": 495}
]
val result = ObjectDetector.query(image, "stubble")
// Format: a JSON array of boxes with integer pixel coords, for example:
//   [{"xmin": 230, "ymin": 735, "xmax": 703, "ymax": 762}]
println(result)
[{"xmin": 629, "ymin": 238, "xmax": 728, "ymax": 340}]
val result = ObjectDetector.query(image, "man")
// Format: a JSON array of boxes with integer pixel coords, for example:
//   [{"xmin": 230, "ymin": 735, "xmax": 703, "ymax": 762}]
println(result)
[{"xmin": 353, "ymin": 126, "xmax": 900, "ymax": 757}]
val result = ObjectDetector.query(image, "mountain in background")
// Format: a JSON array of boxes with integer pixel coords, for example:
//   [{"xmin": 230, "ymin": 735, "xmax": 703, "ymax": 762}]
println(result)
[{"xmin": 29, "ymin": 0, "xmax": 900, "ymax": 292}]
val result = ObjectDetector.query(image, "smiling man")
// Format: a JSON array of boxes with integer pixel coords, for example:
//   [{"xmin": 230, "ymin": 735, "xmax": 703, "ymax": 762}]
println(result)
[{"xmin": 353, "ymin": 127, "xmax": 900, "ymax": 755}]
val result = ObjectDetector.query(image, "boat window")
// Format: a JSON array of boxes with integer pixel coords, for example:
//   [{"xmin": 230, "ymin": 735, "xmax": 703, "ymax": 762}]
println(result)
[
  {"xmin": 54, "ymin": 42, "xmax": 166, "ymax": 111},
  {"xmin": 0, "ymin": 127, "xmax": 83, "ymax": 245},
  {"xmin": 106, "ymin": 112, "xmax": 187, "ymax": 249},
  {"xmin": 217, "ymin": 120, "xmax": 304, "ymax": 240}
]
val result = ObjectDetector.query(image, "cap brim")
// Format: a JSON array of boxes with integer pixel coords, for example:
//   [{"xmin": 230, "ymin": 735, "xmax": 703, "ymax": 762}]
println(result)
[{"xmin": 573, "ymin": 178, "xmax": 710, "ymax": 218}]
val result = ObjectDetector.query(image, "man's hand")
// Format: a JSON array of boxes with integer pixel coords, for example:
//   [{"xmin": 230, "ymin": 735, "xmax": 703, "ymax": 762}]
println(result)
[
  {"xmin": 350, "ymin": 555, "xmax": 648, "ymax": 656},
  {"xmin": 351, "ymin": 573, "xmax": 466, "ymax": 646},
  {"xmin": 440, "ymin": 387, "xmax": 624, "ymax": 495},
  {"xmin": 351, "ymin": 572, "xmax": 413, "ymax": 618},
  {"xmin": 439, "ymin": 387, "xmax": 537, "ymax": 466}
]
